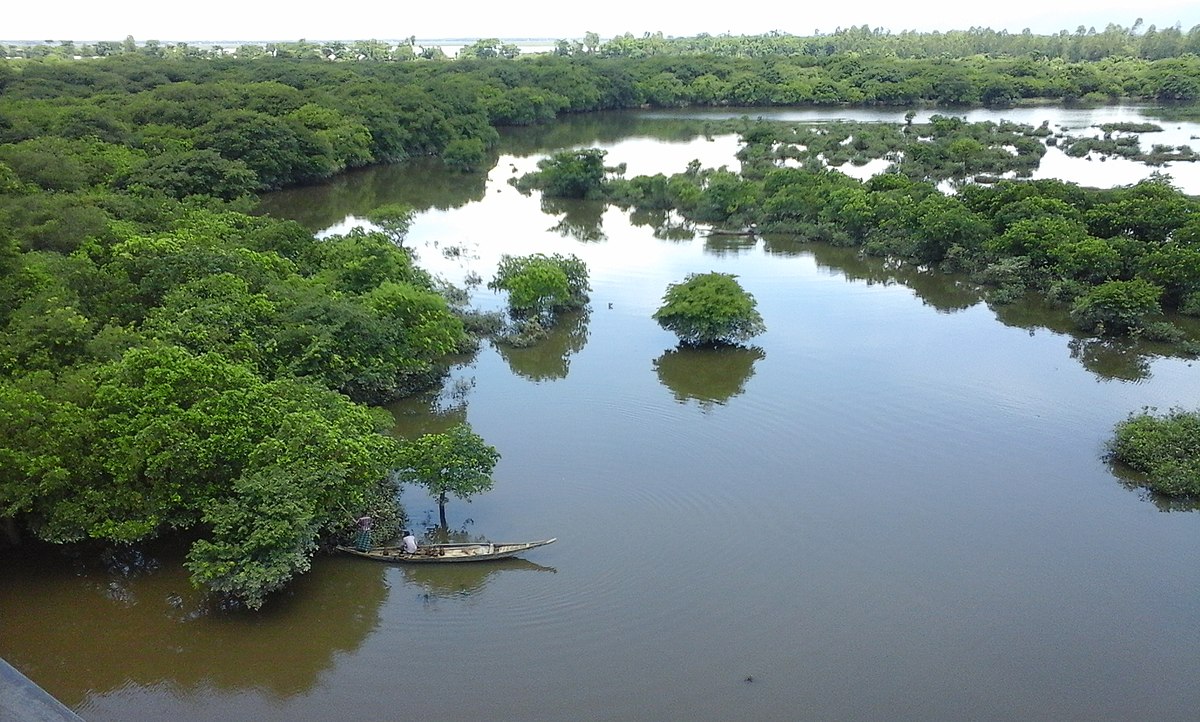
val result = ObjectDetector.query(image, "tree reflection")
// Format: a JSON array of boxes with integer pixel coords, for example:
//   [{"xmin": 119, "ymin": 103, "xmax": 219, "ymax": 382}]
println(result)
[
  {"xmin": 991, "ymin": 295, "xmax": 1198, "ymax": 384},
  {"xmin": 496, "ymin": 113, "xmax": 711, "ymax": 156},
  {"xmin": 1067, "ymin": 337, "xmax": 1153, "ymax": 382},
  {"xmin": 387, "ymin": 371, "xmax": 474, "ymax": 438},
  {"xmin": 257, "ymin": 157, "xmax": 489, "ymax": 232},
  {"xmin": 1108, "ymin": 460, "xmax": 1200, "ymax": 512},
  {"xmin": 704, "ymin": 231, "xmax": 759, "ymax": 256},
  {"xmin": 541, "ymin": 196, "xmax": 607, "ymax": 242},
  {"xmin": 654, "ymin": 345, "xmax": 765, "ymax": 408},
  {"xmin": 990, "ymin": 294, "xmax": 1075, "ymax": 335},
  {"xmin": 494, "ymin": 309, "xmax": 590, "ymax": 382},
  {"xmin": 0, "ymin": 538, "xmax": 388, "ymax": 705},
  {"xmin": 628, "ymin": 208, "xmax": 696, "ymax": 241},
  {"xmin": 758, "ymin": 232, "xmax": 808, "ymax": 257},
  {"xmin": 804, "ymin": 242, "xmax": 982, "ymax": 313}
]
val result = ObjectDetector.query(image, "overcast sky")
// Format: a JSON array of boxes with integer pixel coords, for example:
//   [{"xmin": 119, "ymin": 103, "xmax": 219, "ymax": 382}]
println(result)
[{"xmin": 4, "ymin": 0, "xmax": 1200, "ymax": 42}]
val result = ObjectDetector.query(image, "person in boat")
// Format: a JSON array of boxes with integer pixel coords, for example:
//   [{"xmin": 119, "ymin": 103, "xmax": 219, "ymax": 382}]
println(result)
[
  {"xmin": 354, "ymin": 515, "xmax": 373, "ymax": 551},
  {"xmin": 401, "ymin": 529, "xmax": 418, "ymax": 554}
]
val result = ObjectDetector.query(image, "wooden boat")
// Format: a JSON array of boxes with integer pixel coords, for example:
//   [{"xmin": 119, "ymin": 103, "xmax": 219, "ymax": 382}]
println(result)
[{"xmin": 337, "ymin": 538, "xmax": 556, "ymax": 563}]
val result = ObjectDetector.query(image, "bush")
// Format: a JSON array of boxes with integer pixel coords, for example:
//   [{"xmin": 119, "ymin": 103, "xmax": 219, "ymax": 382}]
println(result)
[
  {"xmin": 514, "ymin": 148, "xmax": 610, "ymax": 199},
  {"xmin": 653, "ymin": 272, "xmax": 765, "ymax": 346},
  {"xmin": 1110, "ymin": 409, "xmax": 1200, "ymax": 497},
  {"xmin": 1070, "ymin": 279, "xmax": 1163, "ymax": 335},
  {"xmin": 488, "ymin": 253, "xmax": 590, "ymax": 317}
]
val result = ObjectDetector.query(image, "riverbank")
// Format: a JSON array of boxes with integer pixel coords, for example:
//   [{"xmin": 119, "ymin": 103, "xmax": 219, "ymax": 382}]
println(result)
[{"xmin": 0, "ymin": 657, "xmax": 83, "ymax": 721}]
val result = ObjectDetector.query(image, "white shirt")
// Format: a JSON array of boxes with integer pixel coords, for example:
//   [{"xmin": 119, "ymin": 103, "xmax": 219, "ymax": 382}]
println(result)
[{"xmin": 402, "ymin": 534, "xmax": 418, "ymax": 553}]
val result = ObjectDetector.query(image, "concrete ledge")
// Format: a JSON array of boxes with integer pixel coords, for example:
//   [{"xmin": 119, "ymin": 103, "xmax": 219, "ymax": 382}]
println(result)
[{"xmin": 0, "ymin": 657, "xmax": 83, "ymax": 721}]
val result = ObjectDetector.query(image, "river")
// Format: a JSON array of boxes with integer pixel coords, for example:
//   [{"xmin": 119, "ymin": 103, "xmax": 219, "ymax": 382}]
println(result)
[{"xmin": 2, "ymin": 105, "xmax": 1199, "ymax": 721}]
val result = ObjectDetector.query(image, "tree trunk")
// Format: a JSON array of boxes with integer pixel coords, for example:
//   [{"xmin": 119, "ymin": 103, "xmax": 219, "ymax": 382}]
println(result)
[{"xmin": 438, "ymin": 496, "xmax": 448, "ymax": 529}]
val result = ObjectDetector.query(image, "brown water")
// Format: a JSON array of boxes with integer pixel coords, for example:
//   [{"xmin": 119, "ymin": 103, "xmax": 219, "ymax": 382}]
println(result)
[{"xmin": 3, "ymin": 109, "xmax": 1200, "ymax": 721}]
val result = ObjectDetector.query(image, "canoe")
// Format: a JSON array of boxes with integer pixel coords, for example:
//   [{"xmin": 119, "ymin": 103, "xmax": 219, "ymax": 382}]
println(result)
[{"xmin": 337, "ymin": 538, "xmax": 556, "ymax": 563}]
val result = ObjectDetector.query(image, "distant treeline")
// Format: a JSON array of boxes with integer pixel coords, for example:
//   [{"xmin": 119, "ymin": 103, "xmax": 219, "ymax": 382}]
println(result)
[
  {"xmin": 0, "ymin": 49, "xmax": 1198, "ymax": 200},
  {"xmin": 5, "ymin": 21, "xmax": 1200, "ymax": 63}
]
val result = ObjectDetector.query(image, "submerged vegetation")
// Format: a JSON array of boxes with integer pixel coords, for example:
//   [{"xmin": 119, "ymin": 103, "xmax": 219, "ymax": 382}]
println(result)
[
  {"xmin": 2, "ymin": 25, "xmax": 1199, "ymax": 606},
  {"xmin": 589, "ymin": 117, "xmax": 1200, "ymax": 346},
  {"xmin": 1110, "ymin": 409, "xmax": 1200, "ymax": 497},
  {"xmin": 654, "ymin": 272, "xmax": 766, "ymax": 346}
]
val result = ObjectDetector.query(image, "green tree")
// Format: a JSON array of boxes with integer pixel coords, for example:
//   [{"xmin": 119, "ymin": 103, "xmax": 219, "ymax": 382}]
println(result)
[
  {"xmin": 364, "ymin": 203, "xmax": 415, "ymax": 246},
  {"xmin": 194, "ymin": 109, "xmax": 321, "ymax": 189},
  {"xmin": 653, "ymin": 272, "xmax": 766, "ymax": 346},
  {"xmin": 488, "ymin": 253, "xmax": 590, "ymax": 318},
  {"xmin": 517, "ymin": 148, "xmax": 611, "ymax": 199},
  {"xmin": 396, "ymin": 423, "xmax": 500, "ymax": 527},
  {"xmin": 1070, "ymin": 279, "xmax": 1163, "ymax": 335},
  {"xmin": 442, "ymin": 137, "xmax": 488, "ymax": 172},
  {"xmin": 1, "ymin": 345, "xmax": 402, "ymax": 606},
  {"xmin": 120, "ymin": 149, "xmax": 258, "ymax": 201},
  {"xmin": 458, "ymin": 38, "xmax": 501, "ymax": 59},
  {"xmin": 1109, "ymin": 408, "xmax": 1200, "ymax": 497}
]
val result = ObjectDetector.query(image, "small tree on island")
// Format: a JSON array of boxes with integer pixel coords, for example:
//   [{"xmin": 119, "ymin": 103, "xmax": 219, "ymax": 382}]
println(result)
[
  {"xmin": 1109, "ymin": 408, "xmax": 1200, "ymax": 498},
  {"xmin": 396, "ymin": 423, "xmax": 501, "ymax": 528},
  {"xmin": 513, "ymin": 148, "xmax": 621, "ymax": 199},
  {"xmin": 489, "ymin": 253, "xmax": 591, "ymax": 318},
  {"xmin": 653, "ymin": 272, "xmax": 766, "ymax": 346}
]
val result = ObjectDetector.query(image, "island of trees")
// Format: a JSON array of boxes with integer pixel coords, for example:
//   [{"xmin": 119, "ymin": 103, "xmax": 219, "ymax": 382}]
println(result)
[{"xmin": 2, "ymin": 24, "xmax": 1198, "ymax": 607}]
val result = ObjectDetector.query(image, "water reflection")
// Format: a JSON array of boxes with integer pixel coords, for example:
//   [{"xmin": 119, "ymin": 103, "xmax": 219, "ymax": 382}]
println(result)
[
  {"xmin": 256, "ymin": 158, "xmax": 489, "ymax": 232},
  {"xmin": 991, "ymin": 297, "xmax": 1159, "ymax": 383},
  {"xmin": 0, "ymin": 540, "xmax": 387, "ymax": 706},
  {"xmin": 704, "ymin": 231, "xmax": 759, "ymax": 256},
  {"xmin": 988, "ymin": 293, "xmax": 1073, "ymax": 333},
  {"xmin": 1067, "ymin": 338, "xmax": 1153, "ymax": 383},
  {"xmin": 400, "ymin": 558, "xmax": 557, "ymax": 601},
  {"xmin": 654, "ymin": 345, "xmax": 765, "ymax": 408},
  {"xmin": 498, "ymin": 113, "xmax": 712, "ymax": 156},
  {"xmin": 541, "ymin": 197, "xmax": 607, "ymax": 242},
  {"xmin": 493, "ymin": 309, "xmax": 590, "ymax": 382},
  {"xmin": 1108, "ymin": 461, "xmax": 1200, "ymax": 512},
  {"xmin": 801, "ymin": 242, "xmax": 983, "ymax": 313},
  {"xmin": 387, "ymin": 369, "xmax": 474, "ymax": 438},
  {"xmin": 628, "ymin": 208, "xmax": 697, "ymax": 241}
]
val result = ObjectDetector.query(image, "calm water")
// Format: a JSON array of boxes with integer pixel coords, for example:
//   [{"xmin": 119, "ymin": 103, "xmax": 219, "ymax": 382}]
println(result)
[{"xmin": 3, "ymin": 107, "xmax": 1200, "ymax": 721}]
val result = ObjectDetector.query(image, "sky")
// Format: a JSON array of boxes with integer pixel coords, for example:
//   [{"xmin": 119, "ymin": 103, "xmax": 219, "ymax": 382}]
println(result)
[{"xmin": 3, "ymin": 0, "xmax": 1200, "ymax": 42}]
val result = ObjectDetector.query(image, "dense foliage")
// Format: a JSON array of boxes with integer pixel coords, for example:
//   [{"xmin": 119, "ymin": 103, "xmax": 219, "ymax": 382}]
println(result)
[
  {"xmin": 0, "ymin": 345, "xmax": 405, "ymax": 608},
  {"xmin": 1110, "ymin": 409, "xmax": 1200, "ymax": 497},
  {"xmin": 489, "ymin": 253, "xmax": 591, "ymax": 317},
  {"xmin": 512, "ymin": 148, "xmax": 619, "ymax": 199},
  {"xmin": 654, "ymin": 272, "xmax": 766, "ymax": 346}
]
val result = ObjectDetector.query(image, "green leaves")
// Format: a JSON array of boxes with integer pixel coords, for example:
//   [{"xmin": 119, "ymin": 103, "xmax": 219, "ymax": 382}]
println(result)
[
  {"xmin": 515, "ymin": 148, "xmax": 611, "ymax": 199},
  {"xmin": 489, "ymin": 253, "xmax": 591, "ymax": 318},
  {"xmin": 396, "ymin": 423, "xmax": 500, "ymax": 520},
  {"xmin": 653, "ymin": 272, "xmax": 766, "ymax": 347},
  {"xmin": 1070, "ymin": 279, "xmax": 1164, "ymax": 335},
  {"xmin": 186, "ymin": 466, "xmax": 321, "ymax": 611},
  {"xmin": 1110, "ymin": 409, "xmax": 1200, "ymax": 497}
]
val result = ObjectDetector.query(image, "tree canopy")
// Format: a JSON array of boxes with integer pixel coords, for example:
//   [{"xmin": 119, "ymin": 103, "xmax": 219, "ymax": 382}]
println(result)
[
  {"xmin": 513, "ymin": 148, "xmax": 615, "ymax": 199},
  {"xmin": 654, "ymin": 272, "xmax": 766, "ymax": 346},
  {"xmin": 1110, "ymin": 408, "xmax": 1200, "ymax": 497},
  {"xmin": 489, "ymin": 253, "xmax": 591, "ymax": 318},
  {"xmin": 395, "ymin": 423, "xmax": 501, "ymax": 527},
  {"xmin": 0, "ymin": 344, "xmax": 403, "ymax": 609}
]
